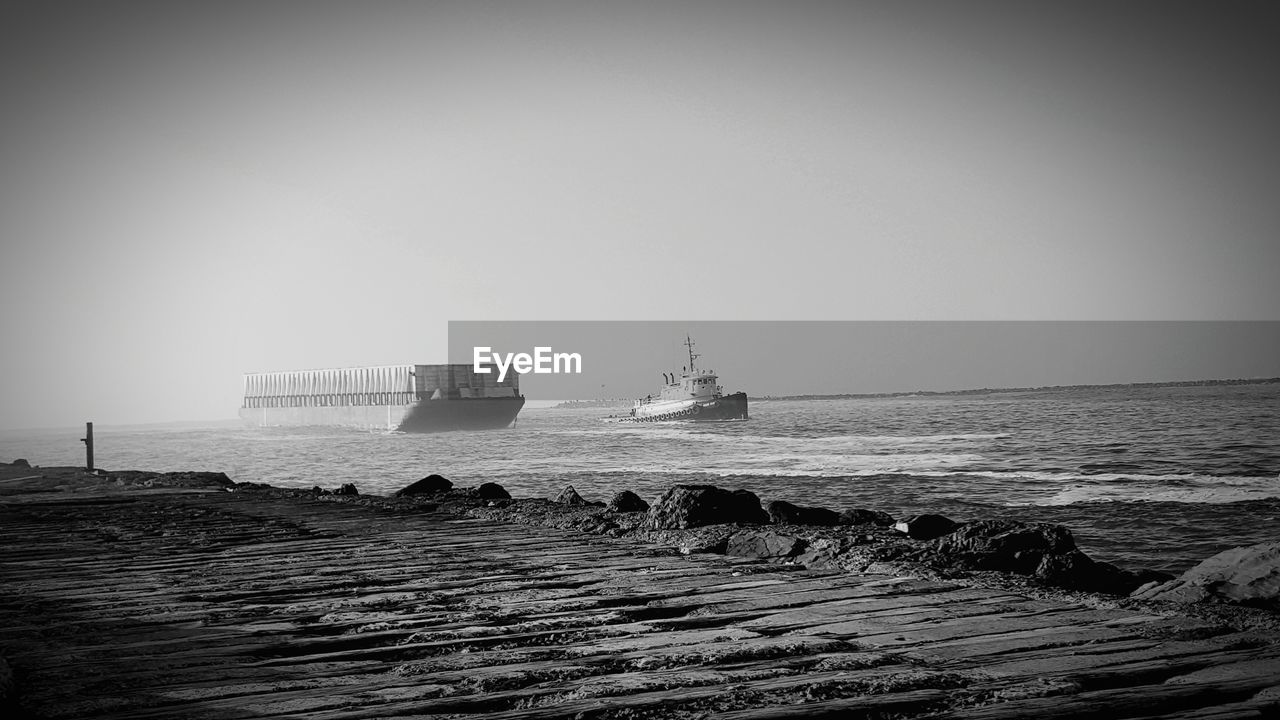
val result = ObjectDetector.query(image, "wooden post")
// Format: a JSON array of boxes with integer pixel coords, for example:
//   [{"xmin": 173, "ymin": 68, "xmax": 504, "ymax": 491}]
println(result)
[{"xmin": 81, "ymin": 421, "xmax": 94, "ymax": 472}]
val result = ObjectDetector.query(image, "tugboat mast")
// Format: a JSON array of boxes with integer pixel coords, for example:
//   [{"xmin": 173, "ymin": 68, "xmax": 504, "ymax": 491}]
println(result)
[{"xmin": 685, "ymin": 334, "xmax": 700, "ymax": 373}]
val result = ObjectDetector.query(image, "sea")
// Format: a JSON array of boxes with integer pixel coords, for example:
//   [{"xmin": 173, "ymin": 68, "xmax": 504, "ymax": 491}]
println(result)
[{"xmin": 4, "ymin": 381, "xmax": 1278, "ymax": 576}]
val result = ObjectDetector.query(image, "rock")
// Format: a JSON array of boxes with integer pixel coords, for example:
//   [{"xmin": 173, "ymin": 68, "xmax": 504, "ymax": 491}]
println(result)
[
  {"xmin": 334, "ymin": 483, "xmax": 359, "ymax": 496},
  {"xmin": 1130, "ymin": 541, "xmax": 1280, "ymax": 609},
  {"xmin": 839, "ymin": 508, "xmax": 896, "ymax": 527},
  {"xmin": 931, "ymin": 519, "xmax": 1076, "ymax": 574},
  {"xmin": 766, "ymin": 500, "xmax": 841, "ymax": 526},
  {"xmin": 476, "ymin": 482, "xmax": 511, "ymax": 500},
  {"xmin": 0, "ymin": 656, "xmax": 12, "ymax": 704},
  {"xmin": 310, "ymin": 485, "xmax": 330, "ymax": 495},
  {"xmin": 792, "ymin": 537, "xmax": 851, "ymax": 570},
  {"xmin": 726, "ymin": 529, "xmax": 806, "ymax": 560},
  {"xmin": 1036, "ymin": 550, "xmax": 1146, "ymax": 596},
  {"xmin": 606, "ymin": 490, "xmax": 649, "ymax": 513},
  {"xmin": 158, "ymin": 471, "xmax": 236, "ymax": 489},
  {"xmin": 645, "ymin": 485, "xmax": 769, "ymax": 529},
  {"xmin": 395, "ymin": 474, "xmax": 453, "ymax": 497},
  {"xmin": 555, "ymin": 485, "xmax": 589, "ymax": 505},
  {"xmin": 894, "ymin": 513, "xmax": 959, "ymax": 541},
  {"xmin": 10, "ymin": 458, "xmax": 30, "ymax": 468}
]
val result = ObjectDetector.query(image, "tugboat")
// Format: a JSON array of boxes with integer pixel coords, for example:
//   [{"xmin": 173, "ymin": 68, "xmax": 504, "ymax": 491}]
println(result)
[{"xmin": 625, "ymin": 336, "xmax": 748, "ymax": 422}]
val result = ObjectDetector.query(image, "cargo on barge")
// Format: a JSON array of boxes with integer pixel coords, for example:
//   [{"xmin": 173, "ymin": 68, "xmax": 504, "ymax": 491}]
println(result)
[{"xmin": 239, "ymin": 364, "xmax": 524, "ymax": 432}]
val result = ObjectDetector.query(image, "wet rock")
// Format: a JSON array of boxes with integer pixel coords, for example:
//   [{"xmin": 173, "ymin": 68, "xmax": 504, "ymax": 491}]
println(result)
[
  {"xmin": 159, "ymin": 471, "xmax": 237, "ymax": 489},
  {"xmin": 396, "ymin": 474, "xmax": 453, "ymax": 497},
  {"xmin": 1130, "ymin": 541, "xmax": 1280, "ymax": 609},
  {"xmin": 792, "ymin": 537, "xmax": 852, "ymax": 570},
  {"xmin": 1036, "ymin": 550, "xmax": 1146, "ymax": 596},
  {"xmin": 766, "ymin": 500, "xmax": 840, "ymax": 526},
  {"xmin": 645, "ymin": 484, "xmax": 769, "ymax": 529},
  {"xmin": 838, "ymin": 508, "xmax": 896, "ymax": 527},
  {"xmin": 311, "ymin": 485, "xmax": 330, "ymax": 495},
  {"xmin": 476, "ymin": 482, "xmax": 512, "ymax": 500},
  {"xmin": 931, "ymin": 519, "xmax": 1076, "ymax": 574},
  {"xmin": 0, "ymin": 656, "xmax": 12, "ymax": 704},
  {"xmin": 607, "ymin": 490, "xmax": 649, "ymax": 513},
  {"xmin": 726, "ymin": 529, "xmax": 806, "ymax": 560},
  {"xmin": 894, "ymin": 513, "xmax": 959, "ymax": 541},
  {"xmin": 680, "ymin": 533, "xmax": 730, "ymax": 555},
  {"xmin": 555, "ymin": 485, "xmax": 589, "ymax": 506},
  {"xmin": 10, "ymin": 458, "xmax": 30, "ymax": 468},
  {"xmin": 334, "ymin": 483, "xmax": 359, "ymax": 496}
]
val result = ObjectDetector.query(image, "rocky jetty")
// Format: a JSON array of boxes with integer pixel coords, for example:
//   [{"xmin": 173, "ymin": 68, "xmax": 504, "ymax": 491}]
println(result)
[
  {"xmin": 417, "ymin": 479, "xmax": 1233, "ymax": 603},
  {"xmin": 2, "ymin": 461, "xmax": 1278, "ymax": 719}
]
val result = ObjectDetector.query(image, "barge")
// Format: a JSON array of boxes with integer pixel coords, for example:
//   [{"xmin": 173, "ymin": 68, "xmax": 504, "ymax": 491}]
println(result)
[{"xmin": 240, "ymin": 364, "xmax": 524, "ymax": 432}]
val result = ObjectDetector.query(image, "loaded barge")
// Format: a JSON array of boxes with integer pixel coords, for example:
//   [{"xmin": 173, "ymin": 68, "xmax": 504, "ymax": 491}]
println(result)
[{"xmin": 240, "ymin": 364, "xmax": 524, "ymax": 432}]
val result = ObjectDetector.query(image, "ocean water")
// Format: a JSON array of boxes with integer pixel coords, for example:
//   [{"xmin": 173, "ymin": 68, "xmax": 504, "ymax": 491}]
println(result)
[{"xmin": 4, "ymin": 382, "xmax": 1278, "ymax": 575}]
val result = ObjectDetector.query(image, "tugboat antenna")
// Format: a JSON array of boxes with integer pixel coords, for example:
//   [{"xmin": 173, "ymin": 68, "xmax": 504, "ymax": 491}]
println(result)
[{"xmin": 685, "ymin": 334, "xmax": 700, "ymax": 372}]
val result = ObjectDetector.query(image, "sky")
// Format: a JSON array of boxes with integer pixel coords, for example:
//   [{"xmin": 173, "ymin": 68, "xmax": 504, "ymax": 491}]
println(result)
[{"xmin": 2, "ymin": 1, "xmax": 1279, "ymax": 428}]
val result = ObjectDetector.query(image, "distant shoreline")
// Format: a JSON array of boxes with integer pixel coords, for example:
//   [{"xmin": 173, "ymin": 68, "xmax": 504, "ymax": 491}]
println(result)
[
  {"xmin": 754, "ymin": 376, "xmax": 1280, "ymax": 401},
  {"xmin": 552, "ymin": 376, "xmax": 1280, "ymax": 407}
]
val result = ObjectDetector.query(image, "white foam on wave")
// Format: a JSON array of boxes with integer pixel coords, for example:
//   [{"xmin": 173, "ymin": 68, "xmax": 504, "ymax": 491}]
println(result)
[{"xmin": 1035, "ymin": 474, "xmax": 1280, "ymax": 506}]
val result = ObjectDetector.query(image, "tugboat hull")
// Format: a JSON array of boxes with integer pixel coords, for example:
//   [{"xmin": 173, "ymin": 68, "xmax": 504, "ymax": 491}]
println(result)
[{"xmin": 626, "ymin": 392, "xmax": 748, "ymax": 423}]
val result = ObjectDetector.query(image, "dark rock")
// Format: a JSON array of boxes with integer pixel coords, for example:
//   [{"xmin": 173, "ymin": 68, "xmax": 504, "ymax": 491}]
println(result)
[
  {"xmin": 839, "ymin": 508, "xmax": 895, "ymax": 527},
  {"xmin": 158, "ymin": 471, "xmax": 236, "ymax": 489},
  {"xmin": 1036, "ymin": 550, "xmax": 1145, "ymax": 596},
  {"xmin": 766, "ymin": 500, "xmax": 841, "ymax": 526},
  {"xmin": 334, "ymin": 483, "xmax": 359, "ymax": 496},
  {"xmin": 476, "ymin": 482, "xmax": 512, "ymax": 500},
  {"xmin": 0, "ymin": 655, "xmax": 13, "ymax": 704},
  {"xmin": 726, "ymin": 529, "xmax": 806, "ymax": 560},
  {"xmin": 311, "ymin": 485, "xmax": 330, "ymax": 495},
  {"xmin": 606, "ymin": 490, "xmax": 649, "ymax": 513},
  {"xmin": 1130, "ymin": 541, "xmax": 1280, "ymax": 609},
  {"xmin": 645, "ymin": 484, "xmax": 769, "ymax": 529},
  {"xmin": 555, "ymin": 485, "xmax": 590, "ymax": 505},
  {"xmin": 680, "ymin": 533, "xmax": 731, "ymax": 554},
  {"xmin": 11, "ymin": 458, "xmax": 30, "ymax": 468},
  {"xmin": 894, "ymin": 513, "xmax": 959, "ymax": 541},
  {"xmin": 396, "ymin": 474, "xmax": 453, "ymax": 497},
  {"xmin": 931, "ymin": 519, "xmax": 1076, "ymax": 574}
]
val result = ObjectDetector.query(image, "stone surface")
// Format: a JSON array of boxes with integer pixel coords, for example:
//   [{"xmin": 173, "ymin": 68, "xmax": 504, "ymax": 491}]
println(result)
[
  {"xmin": 475, "ymin": 482, "xmax": 512, "ymax": 500},
  {"xmin": 766, "ymin": 500, "xmax": 841, "ymax": 526},
  {"xmin": 555, "ymin": 485, "xmax": 589, "ymax": 505},
  {"xmin": 931, "ymin": 519, "xmax": 1076, "ymax": 574},
  {"xmin": 1131, "ymin": 541, "xmax": 1280, "ymax": 609},
  {"xmin": 1035, "ymin": 550, "xmax": 1147, "ymax": 595},
  {"xmin": 894, "ymin": 513, "xmax": 959, "ymax": 541},
  {"xmin": 395, "ymin": 474, "xmax": 453, "ymax": 497},
  {"xmin": 839, "ymin": 508, "xmax": 896, "ymax": 527},
  {"xmin": 726, "ymin": 529, "xmax": 806, "ymax": 560},
  {"xmin": 645, "ymin": 484, "xmax": 769, "ymax": 529},
  {"xmin": 606, "ymin": 490, "xmax": 649, "ymax": 513}
]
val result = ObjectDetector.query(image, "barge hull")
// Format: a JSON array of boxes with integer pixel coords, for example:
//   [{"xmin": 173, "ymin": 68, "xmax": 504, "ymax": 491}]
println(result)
[{"xmin": 238, "ymin": 397, "xmax": 525, "ymax": 432}]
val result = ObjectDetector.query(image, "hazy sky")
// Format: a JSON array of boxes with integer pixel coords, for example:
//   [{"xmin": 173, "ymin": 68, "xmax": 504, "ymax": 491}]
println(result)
[{"xmin": 2, "ymin": 2, "xmax": 1278, "ymax": 427}]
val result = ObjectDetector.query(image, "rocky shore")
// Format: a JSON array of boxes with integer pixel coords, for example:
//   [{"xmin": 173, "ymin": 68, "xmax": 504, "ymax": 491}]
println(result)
[
  {"xmin": 349, "ymin": 475, "xmax": 1280, "ymax": 632},
  {"xmin": 3, "ymin": 460, "xmax": 1279, "ymax": 718}
]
